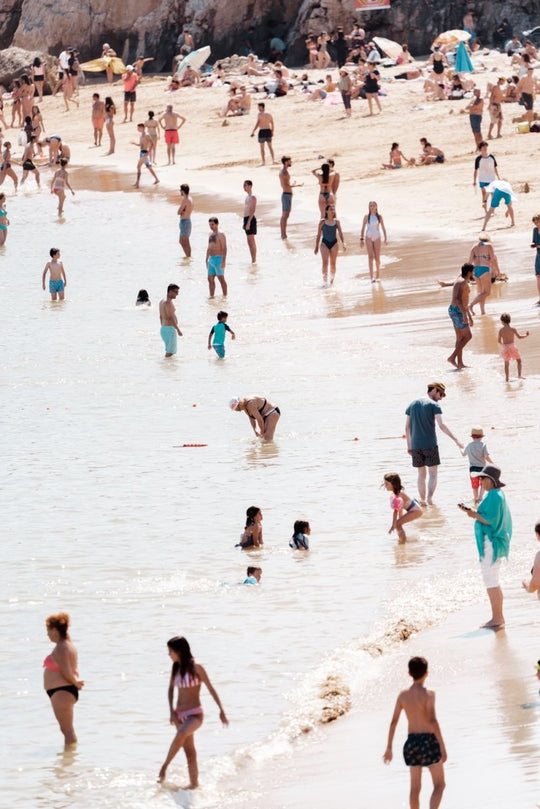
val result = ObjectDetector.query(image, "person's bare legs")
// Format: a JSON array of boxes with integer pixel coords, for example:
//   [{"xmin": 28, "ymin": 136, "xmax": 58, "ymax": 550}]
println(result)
[
  {"xmin": 56, "ymin": 190, "xmax": 66, "ymax": 215},
  {"xmin": 368, "ymin": 236, "xmax": 382, "ymax": 279},
  {"xmin": 483, "ymin": 585, "xmax": 504, "ymax": 628},
  {"xmin": 396, "ymin": 507, "xmax": 423, "ymax": 541},
  {"xmin": 246, "ymin": 234, "xmax": 256, "ymax": 263},
  {"xmin": 208, "ymin": 274, "xmax": 216, "ymax": 297},
  {"xmin": 217, "ymin": 275, "xmax": 227, "ymax": 296},
  {"xmin": 280, "ymin": 210, "xmax": 290, "ymax": 240},
  {"xmin": 367, "ymin": 94, "xmax": 373, "ymax": 115},
  {"xmin": 182, "ymin": 732, "xmax": 199, "ymax": 788},
  {"xmin": 416, "ymin": 466, "xmax": 427, "ymax": 503},
  {"xmin": 455, "ymin": 327, "xmax": 472, "ymax": 368},
  {"xmin": 503, "ymin": 359, "xmax": 510, "ymax": 381},
  {"xmin": 259, "ymin": 142, "xmax": 266, "ymax": 165},
  {"xmin": 409, "ymin": 766, "xmax": 422, "ymax": 809},
  {"xmin": 262, "ymin": 412, "xmax": 280, "ymax": 440},
  {"xmin": 268, "ymin": 141, "xmax": 276, "ymax": 163},
  {"xmin": 428, "ymin": 761, "xmax": 446, "ymax": 809},
  {"xmin": 329, "ymin": 243, "xmax": 339, "ymax": 284},
  {"xmin": 482, "ymin": 207, "xmax": 494, "ymax": 230},
  {"xmin": 366, "ymin": 238, "xmax": 375, "ymax": 280},
  {"xmin": 536, "ymin": 274, "xmax": 540, "ymax": 304},
  {"xmin": 426, "ymin": 465, "xmax": 438, "ymax": 505},
  {"xmin": 320, "ymin": 242, "xmax": 330, "ymax": 284},
  {"xmin": 180, "ymin": 236, "xmax": 191, "ymax": 257},
  {"xmin": 106, "ymin": 122, "xmax": 115, "ymax": 154},
  {"xmin": 505, "ymin": 202, "xmax": 514, "ymax": 226},
  {"xmin": 50, "ymin": 691, "xmax": 77, "ymax": 746},
  {"xmin": 158, "ymin": 716, "xmax": 202, "ymax": 783},
  {"xmin": 517, "ymin": 358, "xmax": 525, "ymax": 379}
]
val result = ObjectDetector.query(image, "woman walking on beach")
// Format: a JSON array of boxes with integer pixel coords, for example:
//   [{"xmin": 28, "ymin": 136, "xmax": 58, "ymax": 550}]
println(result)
[
  {"xmin": 158, "ymin": 636, "xmax": 228, "ymax": 785},
  {"xmin": 43, "ymin": 612, "xmax": 84, "ymax": 746},
  {"xmin": 229, "ymin": 395, "xmax": 281, "ymax": 441},
  {"xmin": 104, "ymin": 96, "xmax": 116, "ymax": 154},
  {"xmin": 360, "ymin": 201, "xmax": 387, "ymax": 281},
  {"xmin": 338, "ymin": 69, "xmax": 352, "ymax": 117},
  {"xmin": 0, "ymin": 192, "xmax": 10, "ymax": 246},
  {"xmin": 145, "ymin": 110, "xmax": 160, "ymax": 163},
  {"xmin": 314, "ymin": 203, "xmax": 346, "ymax": 286},
  {"xmin": 32, "ymin": 57, "xmax": 45, "ymax": 103},
  {"xmin": 468, "ymin": 232, "xmax": 500, "ymax": 315},
  {"xmin": 0, "ymin": 143, "xmax": 18, "ymax": 190},
  {"xmin": 312, "ymin": 162, "xmax": 334, "ymax": 217}
]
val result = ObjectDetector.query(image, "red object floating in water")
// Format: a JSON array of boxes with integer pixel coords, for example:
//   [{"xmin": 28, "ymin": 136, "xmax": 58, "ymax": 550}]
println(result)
[
  {"xmin": 354, "ymin": 437, "xmax": 359, "ymax": 441},
  {"xmin": 182, "ymin": 443, "xmax": 207, "ymax": 447}
]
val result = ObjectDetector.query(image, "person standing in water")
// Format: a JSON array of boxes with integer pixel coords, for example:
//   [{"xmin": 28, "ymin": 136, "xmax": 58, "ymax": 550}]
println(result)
[
  {"xmin": 314, "ymin": 203, "xmax": 346, "ymax": 286},
  {"xmin": 229, "ymin": 395, "xmax": 280, "ymax": 441},
  {"xmin": 42, "ymin": 247, "xmax": 67, "ymax": 301},
  {"xmin": 178, "ymin": 184, "xmax": 193, "ymax": 258},
  {"xmin": 279, "ymin": 156, "xmax": 302, "ymax": 240},
  {"xmin": 159, "ymin": 283, "xmax": 183, "ymax": 357},
  {"xmin": 206, "ymin": 217, "xmax": 227, "ymax": 298},
  {"xmin": 360, "ymin": 201, "xmax": 387, "ymax": 282},
  {"xmin": 0, "ymin": 192, "xmax": 9, "ymax": 246},
  {"xmin": 158, "ymin": 636, "xmax": 228, "ymax": 785},
  {"xmin": 383, "ymin": 656, "xmax": 446, "ymax": 809},
  {"xmin": 497, "ymin": 312, "xmax": 529, "ymax": 381},
  {"xmin": 50, "ymin": 158, "xmax": 75, "ymax": 216},
  {"xmin": 43, "ymin": 612, "xmax": 84, "ymax": 746},
  {"xmin": 447, "ymin": 263, "xmax": 474, "ymax": 369},
  {"xmin": 242, "ymin": 179, "xmax": 257, "ymax": 263}
]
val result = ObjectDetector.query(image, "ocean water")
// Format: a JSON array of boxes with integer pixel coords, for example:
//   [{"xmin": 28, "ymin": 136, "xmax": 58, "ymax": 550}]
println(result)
[{"xmin": 1, "ymin": 176, "xmax": 539, "ymax": 808}]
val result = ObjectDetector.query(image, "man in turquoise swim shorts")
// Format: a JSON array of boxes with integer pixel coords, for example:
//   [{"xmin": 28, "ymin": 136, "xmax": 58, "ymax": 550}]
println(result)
[
  {"xmin": 206, "ymin": 217, "xmax": 228, "ymax": 298},
  {"xmin": 159, "ymin": 283, "xmax": 182, "ymax": 357}
]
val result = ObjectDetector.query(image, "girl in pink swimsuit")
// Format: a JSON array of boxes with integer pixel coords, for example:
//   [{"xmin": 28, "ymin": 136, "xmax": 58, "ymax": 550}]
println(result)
[{"xmin": 158, "ymin": 636, "xmax": 229, "ymax": 786}]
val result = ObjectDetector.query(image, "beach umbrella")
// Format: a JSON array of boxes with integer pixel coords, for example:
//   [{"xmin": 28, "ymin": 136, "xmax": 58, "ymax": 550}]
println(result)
[
  {"xmin": 454, "ymin": 41, "xmax": 474, "ymax": 72},
  {"xmin": 432, "ymin": 29, "xmax": 471, "ymax": 48},
  {"xmin": 373, "ymin": 36, "xmax": 403, "ymax": 60},
  {"xmin": 175, "ymin": 45, "xmax": 212, "ymax": 76}
]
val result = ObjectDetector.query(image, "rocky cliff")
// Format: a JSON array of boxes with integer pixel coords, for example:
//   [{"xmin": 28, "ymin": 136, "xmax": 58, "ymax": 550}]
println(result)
[{"xmin": 0, "ymin": 0, "xmax": 537, "ymax": 69}]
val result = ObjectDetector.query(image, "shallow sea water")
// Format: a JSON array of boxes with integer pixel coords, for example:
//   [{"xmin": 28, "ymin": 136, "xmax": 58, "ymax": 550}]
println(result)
[{"xmin": 1, "ymin": 175, "xmax": 539, "ymax": 807}]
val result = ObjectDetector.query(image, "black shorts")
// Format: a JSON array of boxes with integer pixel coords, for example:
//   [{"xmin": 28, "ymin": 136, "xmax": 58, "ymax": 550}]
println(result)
[
  {"xmin": 411, "ymin": 446, "xmax": 440, "ymax": 468},
  {"xmin": 403, "ymin": 733, "xmax": 442, "ymax": 767},
  {"xmin": 243, "ymin": 216, "xmax": 257, "ymax": 235},
  {"xmin": 258, "ymin": 128, "xmax": 272, "ymax": 143},
  {"xmin": 124, "ymin": 91, "xmax": 136, "ymax": 103},
  {"xmin": 520, "ymin": 92, "xmax": 533, "ymax": 111}
]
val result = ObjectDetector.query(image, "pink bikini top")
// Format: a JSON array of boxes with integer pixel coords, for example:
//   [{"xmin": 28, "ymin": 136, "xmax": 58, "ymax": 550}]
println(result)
[
  {"xmin": 43, "ymin": 654, "xmax": 60, "ymax": 672},
  {"xmin": 174, "ymin": 666, "xmax": 201, "ymax": 689}
]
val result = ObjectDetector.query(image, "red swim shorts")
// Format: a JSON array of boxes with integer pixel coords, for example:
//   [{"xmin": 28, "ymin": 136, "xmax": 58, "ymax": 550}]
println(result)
[{"xmin": 165, "ymin": 129, "xmax": 179, "ymax": 144}]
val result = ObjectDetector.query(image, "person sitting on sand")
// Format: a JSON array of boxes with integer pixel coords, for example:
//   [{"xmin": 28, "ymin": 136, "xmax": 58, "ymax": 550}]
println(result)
[
  {"xmin": 181, "ymin": 66, "xmax": 200, "ymax": 87},
  {"xmin": 502, "ymin": 76, "xmax": 519, "ymax": 102},
  {"xmin": 241, "ymin": 54, "xmax": 268, "ymax": 76},
  {"xmin": 381, "ymin": 142, "xmax": 410, "ymax": 169},
  {"xmin": 417, "ymin": 142, "xmax": 445, "ymax": 165},
  {"xmin": 308, "ymin": 74, "xmax": 337, "ymax": 101}
]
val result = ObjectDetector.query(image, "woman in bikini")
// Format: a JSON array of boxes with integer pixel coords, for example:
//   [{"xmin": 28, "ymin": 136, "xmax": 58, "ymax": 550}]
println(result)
[
  {"xmin": 32, "ymin": 57, "xmax": 45, "ymax": 103},
  {"xmin": 0, "ymin": 192, "xmax": 10, "ymax": 246},
  {"xmin": 104, "ymin": 96, "xmax": 116, "ymax": 154},
  {"xmin": 237, "ymin": 506, "xmax": 264, "ymax": 549},
  {"xmin": 468, "ymin": 232, "xmax": 500, "ymax": 315},
  {"xmin": 10, "ymin": 80, "xmax": 23, "ymax": 128},
  {"xmin": 158, "ymin": 636, "xmax": 228, "ymax": 785},
  {"xmin": 145, "ymin": 110, "xmax": 160, "ymax": 163},
  {"xmin": 20, "ymin": 74, "xmax": 35, "ymax": 119},
  {"xmin": 31, "ymin": 105, "xmax": 45, "ymax": 155},
  {"xmin": 43, "ymin": 612, "xmax": 84, "ymax": 746},
  {"xmin": 229, "ymin": 395, "xmax": 281, "ymax": 441},
  {"xmin": 314, "ymin": 203, "xmax": 346, "ymax": 286},
  {"xmin": 381, "ymin": 142, "xmax": 410, "ymax": 170},
  {"xmin": 0, "ymin": 142, "xmax": 18, "ymax": 190},
  {"xmin": 20, "ymin": 137, "xmax": 41, "ymax": 188},
  {"xmin": 360, "ymin": 200, "xmax": 387, "ymax": 281},
  {"xmin": 312, "ymin": 162, "xmax": 334, "ymax": 218},
  {"xmin": 50, "ymin": 158, "xmax": 74, "ymax": 215}
]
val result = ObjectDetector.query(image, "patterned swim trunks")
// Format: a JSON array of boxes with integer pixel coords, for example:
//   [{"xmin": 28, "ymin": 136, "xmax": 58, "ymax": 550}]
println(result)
[{"xmin": 403, "ymin": 733, "xmax": 442, "ymax": 767}]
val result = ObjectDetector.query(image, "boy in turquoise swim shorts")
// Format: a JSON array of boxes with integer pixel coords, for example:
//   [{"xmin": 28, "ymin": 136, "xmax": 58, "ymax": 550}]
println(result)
[
  {"xmin": 42, "ymin": 247, "xmax": 67, "ymax": 301},
  {"xmin": 208, "ymin": 311, "xmax": 235, "ymax": 358}
]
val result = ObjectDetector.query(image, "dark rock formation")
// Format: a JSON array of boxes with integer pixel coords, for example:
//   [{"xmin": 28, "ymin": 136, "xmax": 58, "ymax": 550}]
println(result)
[{"xmin": 0, "ymin": 46, "xmax": 56, "ymax": 91}]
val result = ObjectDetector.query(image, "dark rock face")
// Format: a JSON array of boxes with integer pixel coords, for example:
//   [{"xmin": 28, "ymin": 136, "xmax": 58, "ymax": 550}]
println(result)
[
  {"xmin": 0, "ymin": 46, "xmax": 56, "ymax": 91},
  {"xmin": 0, "ymin": 0, "xmax": 537, "ymax": 70}
]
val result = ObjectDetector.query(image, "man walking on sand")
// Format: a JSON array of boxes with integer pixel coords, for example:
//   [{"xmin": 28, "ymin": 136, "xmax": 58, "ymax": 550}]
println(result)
[
  {"xmin": 251, "ymin": 102, "xmax": 275, "ymax": 165},
  {"xmin": 159, "ymin": 105, "xmax": 186, "ymax": 165},
  {"xmin": 447, "ymin": 263, "xmax": 474, "ymax": 369},
  {"xmin": 242, "ymin": 179, "xmax": 257, "ymax": 263},
  {"xmin": 279, "ymin": 156, "xmax": 302, "ymax": 240},
  {"xmin": 133, "ymin": 124, "xmax": 159, "ymax": 188},
  {"xmin": 159, "ymin": 283, "xmax": 183, "ymax": 357},
  {"xmin": 206, "ymin": 217, "xmax": 228, "ymax": 298},
  {"xmin": 122, "ymin": 65, "xmax": 139, "ymax": 122},
  {"xmin": 405, "ymin": 382, "xmax": 463, "ymax": 505},
  {"xmin": 177, "ymin": 183, "xmax": 193, "ymax": 257}
]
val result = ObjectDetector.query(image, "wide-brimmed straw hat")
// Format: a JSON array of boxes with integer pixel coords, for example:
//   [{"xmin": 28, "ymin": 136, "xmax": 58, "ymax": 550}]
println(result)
[
  {"xmin": 477, "ymin": 465, "xmax": 505, "ymax": 488},
  {"xmin": 471, "ymin": 426, "xmax": 484, "ymax": 437}
]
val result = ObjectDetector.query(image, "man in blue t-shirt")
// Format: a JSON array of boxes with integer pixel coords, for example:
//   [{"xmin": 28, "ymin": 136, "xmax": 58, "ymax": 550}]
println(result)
[{"xmin": 405, "ymin": 382, "xmax": 463, "ymax": 505}]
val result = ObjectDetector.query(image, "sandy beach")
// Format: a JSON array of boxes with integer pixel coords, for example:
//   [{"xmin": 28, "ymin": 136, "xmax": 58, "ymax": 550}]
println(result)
[{"xmin": 1, "ymin": 49, "xmax": 540, "ymax": 809}]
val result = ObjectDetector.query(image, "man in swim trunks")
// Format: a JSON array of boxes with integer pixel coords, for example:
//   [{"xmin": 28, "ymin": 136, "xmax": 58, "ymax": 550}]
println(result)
[
  {"xmin": 279, "ymin": 156, "xmax": 302, "ymax": 240},
  {"xmin": 487, "ymin": 78, "xmax": 504, "ymax": 139},
  {"xmin": 447, "ymin": 263, "xmax": 474, "ymax": 369},
  {"xmin": 242, "ymin": 179, "xmax": 257, "ymax": 263},
  {"xmin": 516, "ymin": 68, "xmax": 535, "ymax": 125},
  {"xmin": 159, "ymin": 105, "xmax": 186, "ymax": 165},
  {"xmin": 177, "ymin": 183, "xmax": 193, "ymax": 257},
  {"xmin": 159, "ymin": 283, "xmax": 182, "ymax": 357},
  {"xmin": 384, "ymin": 656, "xmax": 446, "ymax": 809},
  {"xmin": 133, "ymin": 123, "xmax": 159, "ymax": 188},
  {"xmin": 251, "ymin": 102, "xmax": 275, "ymax": 165},
  {"xmin": 465, "ymin": 88, "xmax": 484, "ymax": 147},
  {"xmin": 405, "ymin": 382, "xmax": 463, "ymax": 504},
  {"xmin": 42, "ymin": 247, "xmax": 67, "ymax": 301},
  {"xmin": 206, "ymin": 217, "xmax": 228, "ymax": 298},
  {"xmin": 122, "ymin": 65, "xmax": 138, "ymax": 122},
  {"xmin": 482, "ymin": 179, "xmax": 516, "ymax": 230}
]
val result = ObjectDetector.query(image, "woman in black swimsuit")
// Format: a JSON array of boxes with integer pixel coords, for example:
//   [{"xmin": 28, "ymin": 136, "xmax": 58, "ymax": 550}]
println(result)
[
  {"xmin": 363, "ymin": 68, "xmax": 381, "ymax": 115},
  {"xmin": 230, "ymin": 395, "xmax": 281, "ymax": 440},
  {"xmin": 238, "ymin": 506, "xmax": 264, "ymax": 548},
  {"xmin": 314, "ymin": 204, "xmax": 346, "ymax": 286}
]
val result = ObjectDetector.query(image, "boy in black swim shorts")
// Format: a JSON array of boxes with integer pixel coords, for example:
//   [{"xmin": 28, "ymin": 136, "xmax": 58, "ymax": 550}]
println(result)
[{"xmin": 383, "ymin": 656, "xmax": 447, "ymax": 809}]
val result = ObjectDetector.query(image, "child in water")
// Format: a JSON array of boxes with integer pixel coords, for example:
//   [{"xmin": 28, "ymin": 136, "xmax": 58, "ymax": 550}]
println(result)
[
  {"xmin": 208, "ymin": 311, "xmax": 235, "ymax": 358},
  {"xmin": 383, "ymin": 473, "xmax": 423, "ymax": 542},
  {"xmin": 462, "ymin": 426, "xmax": 493, "ymax": 505},
  {"xmin": 290, "ymin": 520, "xmax": 310, "ymax": 550},
  {"xmin": 497, "ymin": 312, "xmax": 529, "ymax": 381},
  {"xmin": 243, "ymin": 566, "xmax": 262, "ymax": 585}
]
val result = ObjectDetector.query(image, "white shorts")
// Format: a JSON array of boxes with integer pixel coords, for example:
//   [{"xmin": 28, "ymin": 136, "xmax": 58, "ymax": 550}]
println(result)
[{"xmin": 480, "ymin": 539, "xmax": 501, "ymax": 588}]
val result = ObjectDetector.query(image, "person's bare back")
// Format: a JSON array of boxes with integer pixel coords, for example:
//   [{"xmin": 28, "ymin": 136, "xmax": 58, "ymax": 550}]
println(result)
[{"xmin": 450, "ymin": 275, "xmax": 470, "ymax": 312}]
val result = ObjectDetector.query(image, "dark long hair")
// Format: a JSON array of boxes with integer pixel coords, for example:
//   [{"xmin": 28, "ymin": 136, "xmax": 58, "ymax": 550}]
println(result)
[
  {"xmin": 321, "ymin": 163, "xmax": 330, "ymax": 184},
  {"xmin": 245, "ymin": 506, "xmax": 260, "ymax": 528},
  {"xmin": 167, "ymin": 636, "xmax": 195, "ymax": 679},
  {"xmin": 384, "ymin": 473, "xmax": 403, "ymax": 495}
]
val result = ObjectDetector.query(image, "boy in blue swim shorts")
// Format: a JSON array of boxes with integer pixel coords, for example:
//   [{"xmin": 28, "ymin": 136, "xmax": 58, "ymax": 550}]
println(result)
[
  {"xmin": 208, "ymin": 310, "xmax": 235, "ymax": 359},
  {"xmin": 206, "ymin": 217, "xmax": 228, "ymax": 297},
  {"xmin": 42, "ymin": 247, "xmax": 67, "ymax": 301}
]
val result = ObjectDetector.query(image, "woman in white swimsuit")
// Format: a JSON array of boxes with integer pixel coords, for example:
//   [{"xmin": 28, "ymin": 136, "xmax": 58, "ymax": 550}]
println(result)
[{"xmin": 360, "ymin": 200, "xmax": 387, "ymax": 281}]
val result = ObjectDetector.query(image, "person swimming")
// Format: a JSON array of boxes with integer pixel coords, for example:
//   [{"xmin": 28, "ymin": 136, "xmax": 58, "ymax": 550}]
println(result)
[{"xmin": 136, "ymin": 288, "xmax": 151, "ymax": 306}]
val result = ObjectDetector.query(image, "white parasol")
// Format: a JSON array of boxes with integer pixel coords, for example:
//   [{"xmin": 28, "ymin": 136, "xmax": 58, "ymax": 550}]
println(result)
[
  {"xmin": 432, "ymin": 29, "xmax": 471, "ymax": 48},
  {"xmin": 373, "ymin": 36, "xmax": 403, "ymax": 60},
  {"xmin": 175, "ymin": 45, "xmax": 212, "ymax": 76}
]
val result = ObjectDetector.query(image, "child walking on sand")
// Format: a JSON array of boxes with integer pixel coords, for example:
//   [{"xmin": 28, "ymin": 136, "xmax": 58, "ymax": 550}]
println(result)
[
  {"xmin": 383, "ymin": 473, "xmax": 423, "ymax": 542},
  {"xmin": 462, "ymin": 426, "xmax": 493, "ymax": 505},
  {"xmin": 289, "ymin": 520, "xmax": 310, "ymax": 550},
  {"xmin": 383, "ymin": 656, "xmax": 447, "ymax": 809},
  {"xmin": 208, "ymin": 311, "xmax": 235, "ymax": 358},
  {"xmin": 498, "ymin": 312, "xmax": 529, "ymax": 381}
]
